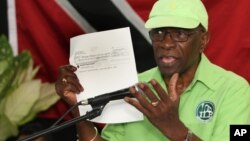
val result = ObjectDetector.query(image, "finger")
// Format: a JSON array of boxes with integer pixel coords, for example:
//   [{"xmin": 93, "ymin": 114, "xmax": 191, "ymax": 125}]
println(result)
[
  {"xmin": 131, "ymin": 86, "xmax": 149, "ymax": 106},
  {"xmin": 168, "ymin": 73, "xmax": 179, "ymax": 101},
  {"xmin": 55, "ymin": 79, "xmax": 81, "ymax": 96},
  {"xmin": 64, "ymin": 79, "xmax": 83, "ymax": 94},
  {"xmin": 62, "ymin": 75, "xmax": 84, "ymax": 93},
  {"xmin": 150, "ymin": 79, "xmax": 168, "ymax": 102},
  {"xmin": 138, "ymin": 82, "xmax": 159, "ymax": 104},
  {"xmin": 59, "ymin": 67, "xmax": 79, "ymax": 83},
  {"xmin": 58, "ymin": 65, "xmax": 84, "ymax": 92},
  {"xmin": 59, "ymin": 65, "xmax": 77, "ymax": 73},
  {"xmin": 62, "ymin": 91, "xmax": 78, "ymax": 107},
  {"xmin": 124, "ymin": 95, "xmax": 151, "ymax": 116},
  {"xmin": 131, "ymin": 86, "xmax": 158, "ymax": 111}
]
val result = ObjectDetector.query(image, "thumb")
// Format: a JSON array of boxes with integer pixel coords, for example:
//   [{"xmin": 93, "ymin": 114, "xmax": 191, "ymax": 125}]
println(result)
[{"xmin": 168, "ymin": 73, "xmax": 179, "ymax": 101}]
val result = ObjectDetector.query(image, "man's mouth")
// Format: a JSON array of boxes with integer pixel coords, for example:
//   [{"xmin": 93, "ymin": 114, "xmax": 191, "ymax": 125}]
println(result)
[{"xmin": 161, "ymin": 56, "xmax": 177, "ymax": 63}]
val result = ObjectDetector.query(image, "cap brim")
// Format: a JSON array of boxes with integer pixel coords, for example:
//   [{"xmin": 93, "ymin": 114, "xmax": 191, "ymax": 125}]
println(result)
[{"xmin": 145, "ymin": 16, "xmax": 200, "ymax": 29}]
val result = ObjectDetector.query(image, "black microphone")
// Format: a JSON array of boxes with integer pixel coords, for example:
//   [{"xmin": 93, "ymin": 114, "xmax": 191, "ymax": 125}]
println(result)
[{"xmin": 79, "ymin": 88, "xmax": 134, "ymax": 106}]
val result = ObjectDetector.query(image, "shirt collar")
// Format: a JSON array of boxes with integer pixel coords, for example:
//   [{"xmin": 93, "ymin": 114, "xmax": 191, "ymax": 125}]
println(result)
[{"xmin": 191, "ymin": 53, "xmax": 217, "ymax": 91}]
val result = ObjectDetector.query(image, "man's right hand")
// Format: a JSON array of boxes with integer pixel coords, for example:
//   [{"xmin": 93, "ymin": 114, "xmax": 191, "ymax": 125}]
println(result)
[{"xmin": 55, "ymin": 65, "xmax": 84, "ymax": 107}]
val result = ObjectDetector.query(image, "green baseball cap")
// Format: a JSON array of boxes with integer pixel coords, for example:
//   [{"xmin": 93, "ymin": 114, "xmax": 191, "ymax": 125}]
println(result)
[{"xmin": 145, "ymin": 0, "xmax": 208, "ymax": 30}]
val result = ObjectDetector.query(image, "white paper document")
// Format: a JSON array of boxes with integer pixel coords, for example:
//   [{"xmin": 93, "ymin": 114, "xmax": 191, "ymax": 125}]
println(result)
[{"xmin": 69, "ymin": 27, "xmax": 143, "ymax": 123}]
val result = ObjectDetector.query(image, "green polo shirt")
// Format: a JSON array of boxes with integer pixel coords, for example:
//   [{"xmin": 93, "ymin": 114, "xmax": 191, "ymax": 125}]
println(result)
[{"xmin": 101, "ymin": 54, "xmax": 250, "ymax": 141}]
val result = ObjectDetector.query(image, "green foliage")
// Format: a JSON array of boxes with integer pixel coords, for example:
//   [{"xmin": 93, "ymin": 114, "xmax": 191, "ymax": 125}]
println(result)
[{"xmin": 0, "ymin": 35, "xmax": 60, "ymax": 141}]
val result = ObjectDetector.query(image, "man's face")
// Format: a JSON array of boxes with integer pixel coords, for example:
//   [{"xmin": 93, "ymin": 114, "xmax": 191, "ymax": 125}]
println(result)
[{"xmin": 150, "ymin": 27, "xmax": 208, "ymax": 77}]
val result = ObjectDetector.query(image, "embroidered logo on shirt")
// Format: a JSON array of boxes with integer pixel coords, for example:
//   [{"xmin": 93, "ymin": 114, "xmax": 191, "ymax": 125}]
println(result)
[{"xmin": 196, "ymin": 101, "xmax": 215, "ymax": 122}]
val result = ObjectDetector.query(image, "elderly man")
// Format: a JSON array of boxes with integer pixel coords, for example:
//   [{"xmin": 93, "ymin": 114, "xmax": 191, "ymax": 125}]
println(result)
[{"xmin": 55, "ymin": 0, "xmax": 250, "ymax": 140}]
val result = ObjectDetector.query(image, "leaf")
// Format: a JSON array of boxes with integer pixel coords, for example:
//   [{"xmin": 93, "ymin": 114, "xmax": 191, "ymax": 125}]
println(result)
[
  {"xmin": 19, "ymin": 82, "xmax": 60, "ymax": 125},
  {"xmin": 0, "ymin": 64, "xmax": 16, "ymax": 100},
  {"xmin": 34, "ymin": 82, "xmax": 60, "ymax": 111},
  {"xmin": 4, "ymin": 80, "xmax": 41, "ymax": 125},
  {"xmin": 0, "ymin": 35, "xmax": 13, "ymax": 76},
  {"xmin": 0, "ymin": 48, "xmax": 33, "ymax": 100},
  {"xmin": 0, "ymin": 34, "xmax": 15, "ymax": 100},
  {"xmin": 0, "ymin": 34, "xmax": 60, "ymax": 140},
  {"xmin": 14, "ymin": 51, "xmax": 36, "ymax": 82},
  {"xmin": 23, "ymin": 60, "xmax": 40, "ymax": 82},
  {"xmin": 11, "ymin": 57, "xmax": 39, "ymax": 87},
  {"xmin": 0, "ymin": 114, "xmax": 18, "ymax": 141}
]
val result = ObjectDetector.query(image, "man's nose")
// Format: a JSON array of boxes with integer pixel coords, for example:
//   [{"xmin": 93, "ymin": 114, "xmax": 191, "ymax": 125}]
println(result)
[{"xmin": 162, "ymin": 33, "xmax": 176, "ymax": 49}]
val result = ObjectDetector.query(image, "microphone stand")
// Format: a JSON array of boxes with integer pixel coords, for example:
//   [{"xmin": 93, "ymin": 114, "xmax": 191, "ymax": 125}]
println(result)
[{"xmin": 18, "ymin": 103, "xmax": 107, "ymax": 141}]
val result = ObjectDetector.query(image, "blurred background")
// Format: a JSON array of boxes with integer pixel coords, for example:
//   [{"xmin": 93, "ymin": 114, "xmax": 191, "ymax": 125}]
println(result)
[{"xmin": 0, "ymin": 0, "xmax": 249, "ymax": 140}]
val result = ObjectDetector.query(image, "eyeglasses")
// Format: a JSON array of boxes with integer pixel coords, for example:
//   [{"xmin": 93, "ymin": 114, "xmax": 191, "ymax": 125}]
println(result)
[{"xmin": 149, "ymin": 28, "xmax": 202, "ymax": 42}]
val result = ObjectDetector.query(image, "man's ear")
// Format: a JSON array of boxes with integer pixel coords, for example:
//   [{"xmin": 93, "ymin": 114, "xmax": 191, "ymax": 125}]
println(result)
[{"xmin": 200, "ymin": 31, "xmax": 210, "ymax": 52}]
